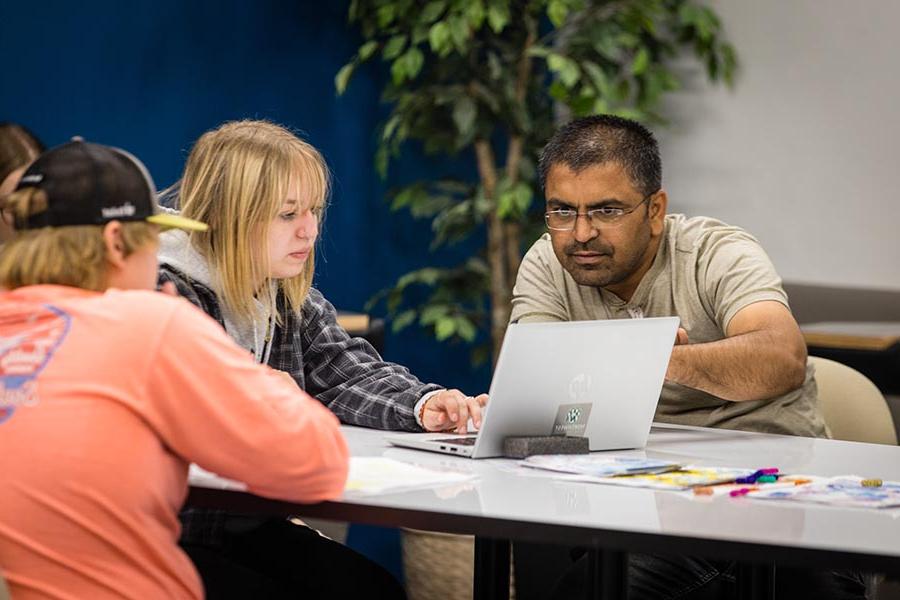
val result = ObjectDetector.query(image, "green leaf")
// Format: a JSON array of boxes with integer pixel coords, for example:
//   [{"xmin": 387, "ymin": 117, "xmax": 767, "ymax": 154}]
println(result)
[
  {"xmin": 513, "ymin": 182, "xmax": 533, "ymax": 214},
  {"xmin": 720, "ymin": 43, "xmax": 738, "ymax": 86},
  {"xmin": 382, "ymin": 114, "xmax": 402, "ymax": 141},
  {"xmin": 420, "ymin": 0, "xmax": 446, "ymax": 24},
  {"xmin": 358, "ymin": 40, "xmax": 378, "ymax": 61},
  {"xmin": 582, "ymin": 61, "xmax": 613, "ymax": 99},
  {"xmin": 452, "ymin": 96, "xmax": 477, "ymax": 138},
  {"xmin": 612, "ymin": 106, "xmax": 646, "ymax": 121},
  {"xmin": 526, "ymin": 45, "xmax": 551, "ymax": 58},
  {"xmin": 435, "ymin": 316, "xmax": 457, "ymax": 340},
  {"xmin": 334, "ymin": 63, "xmax": 355, "ymax": 95},
  {"xmin": 455, "ymin": 316, "xmax": 477, "ymax": 342},
  {"xmin": 411, "ymin": 23, "xmax": 431, "ymax": 45},
  {"xmin": 548, "ymin": 80, "xmax": 568, "ymax": 101},
  {"xmin": 616, "ymin": 31, "xmax": 640, "ymax": 49},
  {"xmin": 389, "ymin": 184, "xmax": 423, "ymax": 210},
  {"xmin": 429, "ymin": 21, "xmax": 452, "ymax": 55},
  {"xmin": 486, "ymin": 2, "xmax": 509, "ymax": 33},
  {"xmin": 398, "ymin": 269, "xmax": 443, "ymax": 291},
  {"xmin": 374, "ymin": 145, "xmax": 389, "ymax": 178},
  {"xmin": 465, "ymin": 0, "xmax": 485, "ymax": 29},
  {"xmin": 497, "ymin": 181, "xmax": 532, "ymax": 218},
  {"xmin": 448, "ymin": 16, "xmax": 469, "ymax": 51},
  {"xmin": 391, "ymin": 59, "xmax": 407, "ymax": 85},
  {"xmin": 377, "ymin": 4, "xmax": 397, "ymax": 28},
  {"xmin": 420, "ymin": 304, "xmax": 449, "ymax": 325},
  {"xmin": 631, "ymin": 47, "xmax": 650, "ymax": 76},
  {"xmin": 348, "ymin": 0, "xmax": 361, "ymax": 21},
  {"xmin": 547, "ymin": 53, "xmax": 580, "ymax": 88},
  {"xmin": 547, "ymin": 0, "xmax": 569, "ymax": 27},
  {"xmin": 404, "ymin": 47, "xmax": 425, "ymax": 79},
  {"xmin": 392, "ymin": 47, "xmax": 425, "ymax": 84},
  {"xmin": 695, "ymin": 7, "xmax": 717, "ymax": 41},
  {"xmin": 383, "ymin": 35, "xmax": 408, "ymax": 60},
  {"xmin": 593, "ymin": 36, "xmax": 621, "ymax": 62},
  {"xmin": 392, "ymin": 309, "xmax": 417, "ymax": 333}
]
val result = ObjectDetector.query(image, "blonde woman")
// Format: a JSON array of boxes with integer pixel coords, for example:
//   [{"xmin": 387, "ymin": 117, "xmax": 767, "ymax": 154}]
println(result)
[
  {"xmin": 159, "ymin": 120, "xmax": 486, "ymax": 598},
  {"xmin": 0, "ymin": 140, "xmax": 348, "ymax": 599}
]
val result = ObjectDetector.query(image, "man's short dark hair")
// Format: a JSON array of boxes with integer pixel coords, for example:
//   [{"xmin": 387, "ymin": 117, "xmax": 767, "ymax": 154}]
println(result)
[{"xmin": 538, "ymin": 115, "xmax": 661, "ymax": 197}]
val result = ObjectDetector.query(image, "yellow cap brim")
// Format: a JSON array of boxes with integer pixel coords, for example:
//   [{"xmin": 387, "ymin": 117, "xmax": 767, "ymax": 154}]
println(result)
[{"xmin": 147, "ymin": 213, "xmax": 209, "ymax": 232}]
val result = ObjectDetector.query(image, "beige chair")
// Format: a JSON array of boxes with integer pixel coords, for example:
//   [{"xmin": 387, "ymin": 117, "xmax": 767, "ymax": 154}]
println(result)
[
  {"xmin": 0, "ymin": 572, "xmax": 10, "ymax": 600},
  {"xmin": 809, "ymin": 356, "xmax": 897, "ymax": 445},
  {"xmin": 402, "ymin": 529, "xmax": 515, "ymax": 600}
]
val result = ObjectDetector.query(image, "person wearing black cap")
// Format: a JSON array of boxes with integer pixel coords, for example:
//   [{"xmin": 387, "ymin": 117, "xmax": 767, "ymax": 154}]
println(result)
[{"xmin": 0, "ymin": 140, "xmax": 350, "ymax": 599}]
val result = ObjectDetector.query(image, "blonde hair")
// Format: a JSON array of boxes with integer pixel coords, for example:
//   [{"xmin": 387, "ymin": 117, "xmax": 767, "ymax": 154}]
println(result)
[
  {"xmin": 0, "ymin": 188, "xmax": 157, "ymax": 291},
  {"xmin": 177, "ymin": 119, "xmax": 330, "ymax": 322}
]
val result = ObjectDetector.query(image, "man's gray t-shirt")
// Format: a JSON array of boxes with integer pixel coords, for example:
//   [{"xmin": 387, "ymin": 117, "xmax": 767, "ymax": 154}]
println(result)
[{"xmin": 510, "ymin": 214, "xmax": 827, "ymax": 438}]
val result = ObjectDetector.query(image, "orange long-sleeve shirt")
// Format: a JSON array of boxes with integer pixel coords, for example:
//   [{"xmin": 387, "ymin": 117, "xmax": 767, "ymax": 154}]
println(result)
[{"xmin": 0, "ymin": 285, "xmax": 349, "ymax": 599}]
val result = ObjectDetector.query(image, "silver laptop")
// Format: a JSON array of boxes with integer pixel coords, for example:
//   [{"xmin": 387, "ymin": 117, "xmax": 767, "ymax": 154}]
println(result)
[{"xmin": 386, "ymin": 317, "xmax": 679, "ymax": 458}]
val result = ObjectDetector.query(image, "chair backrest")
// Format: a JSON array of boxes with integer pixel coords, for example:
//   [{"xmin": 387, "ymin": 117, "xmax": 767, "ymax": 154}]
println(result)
[{"xmin": 810, "ymin": 356, "xmax": 898, "ymax": 445}]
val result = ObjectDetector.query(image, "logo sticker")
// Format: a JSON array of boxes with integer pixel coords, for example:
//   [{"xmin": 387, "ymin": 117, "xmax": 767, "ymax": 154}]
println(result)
[
  {"xmin": 0, "ymin": 304, "xmax": 72, "ymax": 423},
  {"xmin": 552, "ymin": 402, "xmax": 592, "ymax": 437}
]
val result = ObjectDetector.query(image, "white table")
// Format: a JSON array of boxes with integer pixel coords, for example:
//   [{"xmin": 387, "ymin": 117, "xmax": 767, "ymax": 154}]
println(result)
[{"xmin": 188, "ymin": 424, "xmax": 900, "ymax": 599}]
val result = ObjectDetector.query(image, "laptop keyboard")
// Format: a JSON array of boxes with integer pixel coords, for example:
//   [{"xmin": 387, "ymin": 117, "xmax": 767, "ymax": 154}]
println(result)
[{"xmin": 433, "ymin": 436, "xmax": 477, "ymax": 446}]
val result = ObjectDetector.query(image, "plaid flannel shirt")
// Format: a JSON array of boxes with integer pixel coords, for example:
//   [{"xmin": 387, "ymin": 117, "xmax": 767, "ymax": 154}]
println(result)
[{"xmin": 158, "ymin": 264, "xmax": 440, "ymax": 546}]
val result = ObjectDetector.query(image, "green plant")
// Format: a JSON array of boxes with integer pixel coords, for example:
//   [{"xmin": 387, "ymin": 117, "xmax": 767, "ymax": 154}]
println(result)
[{"xmin": 337, "ymin": 0, "xmax": 736, "ymax": 364}]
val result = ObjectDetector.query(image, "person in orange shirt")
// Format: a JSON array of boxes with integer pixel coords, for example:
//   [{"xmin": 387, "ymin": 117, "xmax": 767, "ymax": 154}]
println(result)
[{"xmin": 0, "ymin": 140, "xmax": 349, "ymax": 599}]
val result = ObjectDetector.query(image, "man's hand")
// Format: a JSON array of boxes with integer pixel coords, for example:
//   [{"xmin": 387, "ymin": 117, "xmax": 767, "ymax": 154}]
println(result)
[
  {"xmin": 421, "ymin": 390, "xmax": 489, "ymax": 434},
  {"xmin": 675, "ymin": 327, "xmax": 689, "ymax": 346}
]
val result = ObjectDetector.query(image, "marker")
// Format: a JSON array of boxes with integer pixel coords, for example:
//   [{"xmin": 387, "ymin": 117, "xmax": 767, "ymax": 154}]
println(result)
[{"xmin": 861, "ymin": 479, "xmax": 883, "ymax": 487}]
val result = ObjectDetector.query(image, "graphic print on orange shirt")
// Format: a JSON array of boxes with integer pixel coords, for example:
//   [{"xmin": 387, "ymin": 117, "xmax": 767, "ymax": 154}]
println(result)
[{"xmin": 0, "ymin": 304, "xmax": 71, "ymax": 422}]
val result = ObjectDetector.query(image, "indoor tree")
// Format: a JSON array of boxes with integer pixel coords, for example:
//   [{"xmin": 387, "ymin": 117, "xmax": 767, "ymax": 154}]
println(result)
[{"xmin": 336, "ymin": 0, "xmax": 736, "ymax": 364}]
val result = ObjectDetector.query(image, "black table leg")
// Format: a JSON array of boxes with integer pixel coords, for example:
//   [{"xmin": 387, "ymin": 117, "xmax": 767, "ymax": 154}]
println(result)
[
  {"xmin": 585, "ymin": 547, "xmax": 628, "ymax": 600},
  {"xmin": 474, "ymin": 536, "xmax": 510, "ymax": 600},
  {"xmin": 736, "ymin": 562, "xmax": 776, "ymax": 600}
]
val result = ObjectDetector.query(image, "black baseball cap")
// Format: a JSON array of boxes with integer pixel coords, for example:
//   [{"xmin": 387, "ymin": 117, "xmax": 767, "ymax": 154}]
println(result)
[{"xmin": 13, "ymin": 139, "xmax": 207, "ymax": 232}]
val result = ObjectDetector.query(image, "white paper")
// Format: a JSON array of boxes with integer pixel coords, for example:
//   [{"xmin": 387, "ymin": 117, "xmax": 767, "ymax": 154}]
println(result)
[{"xmin": 345, "ymin": 457, "xmax": 478, "ymax": 495}]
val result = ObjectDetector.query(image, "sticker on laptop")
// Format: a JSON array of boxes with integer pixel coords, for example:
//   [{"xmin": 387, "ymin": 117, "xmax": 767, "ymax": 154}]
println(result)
[{"xmin": 552, "ymin": 403, "xmax": 592, "ymax": 437}]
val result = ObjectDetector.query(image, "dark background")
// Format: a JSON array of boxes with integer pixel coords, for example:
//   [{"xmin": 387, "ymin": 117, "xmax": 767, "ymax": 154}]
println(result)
[{"xmin": 1, "ymin": 0, "xmax": 492, "ymax": 394}]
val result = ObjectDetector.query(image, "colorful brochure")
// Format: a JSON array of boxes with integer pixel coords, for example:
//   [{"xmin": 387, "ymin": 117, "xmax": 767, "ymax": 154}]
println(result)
[
  {"xmin": 597, "ymin": 466, "xmax": 756, "ymax": 490},
  {"xmin": 749, "ymin": 476, "xmax": 900, "ymax": 509}
]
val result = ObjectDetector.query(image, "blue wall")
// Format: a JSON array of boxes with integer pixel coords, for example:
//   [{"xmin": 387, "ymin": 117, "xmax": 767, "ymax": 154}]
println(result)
[{"xmin": 1, "ymin": 0, "xmax": 491, "ymax": 394}]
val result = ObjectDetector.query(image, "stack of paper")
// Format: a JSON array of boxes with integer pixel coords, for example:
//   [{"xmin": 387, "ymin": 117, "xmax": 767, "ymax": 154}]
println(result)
[
  {"xmin": 521, "ymin": 455, "xmax": 756, "ymax": 490},
  {"xmin": 522, "ymin": 455, "xmax": 679, "ymax": 478}
]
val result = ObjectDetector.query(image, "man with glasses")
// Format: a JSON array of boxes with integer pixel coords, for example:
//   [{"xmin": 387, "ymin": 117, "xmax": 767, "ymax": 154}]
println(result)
[{"xmin": 510, "ymin": 115, "xmax": 863, "ymax": 599}]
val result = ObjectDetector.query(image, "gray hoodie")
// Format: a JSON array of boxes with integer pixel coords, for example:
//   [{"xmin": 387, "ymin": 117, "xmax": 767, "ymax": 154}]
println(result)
[{"xmin": 158, "ymin": 229, "xmax": 275, "ymax": 363}]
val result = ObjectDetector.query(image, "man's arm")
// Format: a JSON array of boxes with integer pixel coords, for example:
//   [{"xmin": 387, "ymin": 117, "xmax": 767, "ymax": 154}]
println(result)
[{"xmin": 665, "ymin": 300, "xmax": 807, "ymax": 402}]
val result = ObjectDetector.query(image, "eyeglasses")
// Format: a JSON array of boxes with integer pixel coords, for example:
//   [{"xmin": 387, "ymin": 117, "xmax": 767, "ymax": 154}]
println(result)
[{"xmin": 544, "ymin": 196, "xmax": 651, "ymax": 231}]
